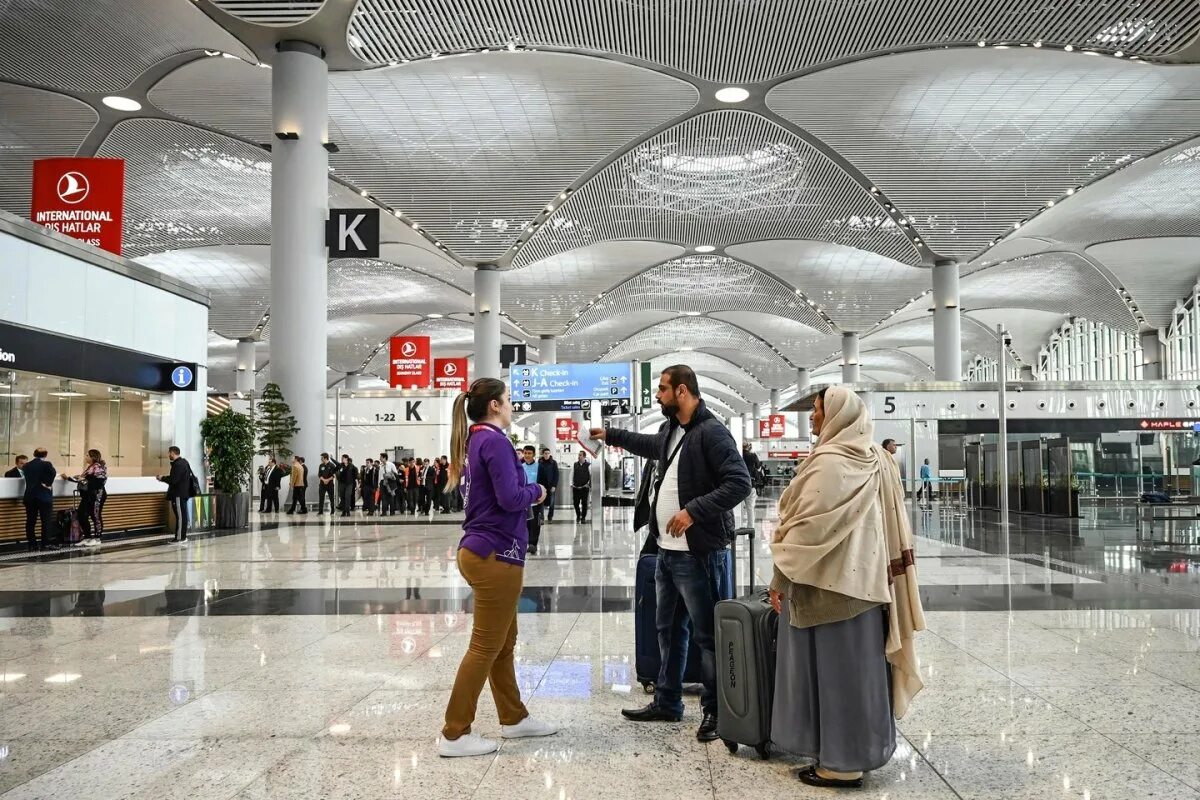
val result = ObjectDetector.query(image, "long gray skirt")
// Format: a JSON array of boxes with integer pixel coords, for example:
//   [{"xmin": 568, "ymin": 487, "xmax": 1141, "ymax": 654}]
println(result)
[{"xmin": 771, "ymin": 603, "xmax": 896, "ymax": 773}]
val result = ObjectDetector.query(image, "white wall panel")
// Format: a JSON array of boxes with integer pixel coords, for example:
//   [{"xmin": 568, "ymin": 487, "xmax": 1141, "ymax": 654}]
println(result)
[
  {"xmin": 0, "ymin": 233, "xmax": 30, "ymax": 325},
  {"xmin": 83, "ymin": 265, "xmax": 135, "ymax": 349},
  {"xmin": 25, "ymin": 247, "xmax": 86, "ymax": 338}
]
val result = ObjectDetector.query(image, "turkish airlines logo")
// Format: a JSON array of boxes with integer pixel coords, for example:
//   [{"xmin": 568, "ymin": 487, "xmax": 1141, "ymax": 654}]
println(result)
[
  {"xmin": 56, "ymin": 171, "xmax": 90, "ymax": 205},
  {"xmin": 443, "ymin": 362, "xmax": 457, "ymax": 376},
  {"xmin": 400, "ymin": 341, "xmax": 418, "ymax": 358}
]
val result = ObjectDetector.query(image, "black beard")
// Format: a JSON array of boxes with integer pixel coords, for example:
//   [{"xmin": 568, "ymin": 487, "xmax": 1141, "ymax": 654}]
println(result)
[{"xmin": 660, "ymin": 402, "xmax": 678, "ymax": 420}]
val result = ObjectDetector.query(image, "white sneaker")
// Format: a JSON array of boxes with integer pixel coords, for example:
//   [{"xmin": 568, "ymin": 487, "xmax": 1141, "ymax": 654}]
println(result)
[
  {"xmin": 438, "ymin": 732, "xmax": 499, "ymax": 758},
  {"xmin": 500, "ymin": 716, "xmax": 558, "ymax": 739}
]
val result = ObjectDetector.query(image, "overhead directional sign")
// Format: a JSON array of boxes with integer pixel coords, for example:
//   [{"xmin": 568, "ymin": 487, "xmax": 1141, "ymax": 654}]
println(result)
[
  {"xmin": 640, "ymin": 361, "xmax": 652, "ymax": 410},
  {"xmin": 509, "ymin": 362, "xmax": 633, "ymax": 413},
  {"xmin": 326, "ymin": 208, "xmax": 380, "ymax": 258}
]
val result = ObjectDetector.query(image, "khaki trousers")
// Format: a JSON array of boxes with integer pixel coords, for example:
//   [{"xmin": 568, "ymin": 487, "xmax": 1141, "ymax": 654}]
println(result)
[{"xmin": 442, "ymin": 548, "xmax": 529, "ymax": 739}]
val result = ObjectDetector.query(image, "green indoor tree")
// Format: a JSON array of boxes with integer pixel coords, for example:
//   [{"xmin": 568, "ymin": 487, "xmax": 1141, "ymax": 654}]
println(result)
[
  {"xmin": 199, "ymin": 408, "xmax": 258, "ymax": 495},
  {"xmin": 257, "ymin": 382, "xmax": 300, "ymax": 461}
]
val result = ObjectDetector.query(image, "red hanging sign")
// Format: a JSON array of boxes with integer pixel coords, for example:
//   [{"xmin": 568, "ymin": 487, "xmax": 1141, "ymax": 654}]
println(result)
[
  {"xmin": 30, "ymin": 158, "xmax": 125, "ymax": 255},
  {"xmin": 555, "ymin": 418, "xmax": 580, "ymax": 441},
  {"xmin": 389, "ymin": 335, "xmax": 431, "ymax": 388},
  {"xmin": 759, "ymin": 415, "xmax": 786, "ymax": 438},
  {"xmin": 768, "ymin": 413, "xmax": 786, "ymax": 438},
  {"xmin": 433, "ymin": 357, "xmax": 468, "ymax": 391}
]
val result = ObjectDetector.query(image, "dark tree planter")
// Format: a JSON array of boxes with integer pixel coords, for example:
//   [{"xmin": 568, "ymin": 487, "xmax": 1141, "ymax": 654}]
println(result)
[
  {"xmin": 1047, "ymin": 488, "xmax": 1080, "ymax": 518},
  {"xmin": 982, "ymin": 486, "xmax": 999, "ymax": 509},
  {"xmin": 215, "ymin": 492, "xmax": 251, "ymax": 529}
]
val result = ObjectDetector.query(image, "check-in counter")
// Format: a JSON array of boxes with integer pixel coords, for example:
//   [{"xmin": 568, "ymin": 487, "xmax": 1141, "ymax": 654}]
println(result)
[{"xmin": 0, "ymin": 477, "xmax": 167, "ymax": 545}]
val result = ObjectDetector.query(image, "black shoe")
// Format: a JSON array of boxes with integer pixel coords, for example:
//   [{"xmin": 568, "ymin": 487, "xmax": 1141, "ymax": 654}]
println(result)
[
  {"xmin": 697, "ymin": 712, "xmax": 719, "ymax": 742},
  {"xmin": 797, "ymin": 766, "xmax": 863, "ymax": 789},
  {"xmin": 621, "ymin": 703, "xmax": 682, "ymax": 723}
]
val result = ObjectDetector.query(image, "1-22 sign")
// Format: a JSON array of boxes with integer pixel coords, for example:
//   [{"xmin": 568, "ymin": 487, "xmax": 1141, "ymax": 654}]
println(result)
[{"xmin": 375, "ymin": 413, "xmax": 396, "ymax": 422}]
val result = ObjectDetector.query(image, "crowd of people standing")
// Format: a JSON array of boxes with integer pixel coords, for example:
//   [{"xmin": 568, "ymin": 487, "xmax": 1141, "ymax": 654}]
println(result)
[{"xmin": 257, "ymin": 452, "xmax": 462, "ymax": 518}]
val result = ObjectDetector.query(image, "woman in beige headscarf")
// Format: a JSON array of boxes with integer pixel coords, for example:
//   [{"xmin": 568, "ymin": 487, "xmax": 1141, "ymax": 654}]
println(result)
[{"xmin": 768, "ymin": 385, "xmax": 925, "ymax": 789}]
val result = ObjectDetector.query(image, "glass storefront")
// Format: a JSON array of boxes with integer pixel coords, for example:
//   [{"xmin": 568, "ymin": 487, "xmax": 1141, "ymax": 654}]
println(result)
[{"xmin": 0, "ymin": 369, "xmax": 175, "ymax": 477}]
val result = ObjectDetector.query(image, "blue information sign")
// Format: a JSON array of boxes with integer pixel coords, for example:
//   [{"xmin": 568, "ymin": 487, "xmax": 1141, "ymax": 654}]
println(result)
[{"xmin": 509, "ymin": 362, "xmax": 633, "ymax": 413}]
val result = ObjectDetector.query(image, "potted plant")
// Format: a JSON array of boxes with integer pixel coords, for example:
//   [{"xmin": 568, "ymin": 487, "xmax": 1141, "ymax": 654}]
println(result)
[
  {"xmin": 256, "ymin": 382, "xmax": 299, "ymax": 461},
  {"xmin": 200, "ymin": 408, "xmax": 257, "ymax": 529}
]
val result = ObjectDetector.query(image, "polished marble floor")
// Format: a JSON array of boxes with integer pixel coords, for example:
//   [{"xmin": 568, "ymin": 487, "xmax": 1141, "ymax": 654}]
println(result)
[{"xmin": 2, "ymin": 498, "xmax": 1200, "ymax": 798}]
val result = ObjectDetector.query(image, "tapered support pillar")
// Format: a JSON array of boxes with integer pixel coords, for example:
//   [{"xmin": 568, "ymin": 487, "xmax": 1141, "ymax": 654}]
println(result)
[
  {"xmin": 841, "ymin": 332, "xmax": 860, "ymax": 383},
  {"xmin": 474, "ymin": 267, "xmax": 501, "ymax": 379},
  {"xmin": 537, "ymin": 335, "xmax": 557, "ymax": 448},
  {"xmin": 933, "ymin": 259, "xmax": 962, "ymax": 381}
]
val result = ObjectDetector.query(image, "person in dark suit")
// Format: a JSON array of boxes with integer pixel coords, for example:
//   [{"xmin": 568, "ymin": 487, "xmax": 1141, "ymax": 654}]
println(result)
[
  {"xmin": 422, "ymin": 458, "xmax": 437, "ymax": 513},
  {"xmin": 540, "ymin": 447, "xmax": 560, "ymax": 522},
  {"xmin": 406, "ymin": 459, "xmax": 421, "ymax": 514},
  {"xmin": 361, "ymin": 458, "xmax": 379, "ymax": 516},
  {"xmin": 157, "ymin": 446, "xmax": 195, "ymax": 544},
  {"xmin": 264, "ymin": 458, "xmax": 287, "ymax": 513},
  {"xmin": 5, "ymin": 454, "xmax": 27, "ymax": 479},
  {"xmin": 435, "ymin": 455, "xmax": 451, "ymax": 512},
  {"xmin": 22, "ymin": 448, "xmax": 56, "ymax": 550},
  {"xmin": 338, "ymin": 455, "xmax": 359, "ymax": 517}
]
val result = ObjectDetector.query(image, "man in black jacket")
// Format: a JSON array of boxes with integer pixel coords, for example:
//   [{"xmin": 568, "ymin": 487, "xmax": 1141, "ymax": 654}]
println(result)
[
  {"xmin": 360, "ymin": 458, "xmax": 379, "ymax": 516},
  {"xmin": 157, "ymin": 446, "xmax": 194, "ymax": 544},
  {"xmin": 317, "ymin": 453, "xmax": 336, "ymax": 514},
  {"xmin": 540, "ymin": 447, "xmax": 560, "ymax": 522},
  {"xmin": 264, "ymin": 458, "xmax": 287, "ymax": 513},
  {"xmin": 338, "ymin": 455, "xmax": 358, "ymax": 518},
  {"xmin": 435, "ymin": 455, "xmax": 450, "ymax": 512},
  {"xmin": 21, "ymin": 448, "xmax": 56, "ymax": 550},
  {"xmin": 591, "ymin": 364, "xmax": 751, "ymax": 742},
  {"xmin": 571, "ymin": 450, "xmax": 591, "ymax": 523}
]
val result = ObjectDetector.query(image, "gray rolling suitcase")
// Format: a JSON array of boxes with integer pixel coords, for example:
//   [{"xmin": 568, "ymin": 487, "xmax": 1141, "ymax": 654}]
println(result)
[{"xmin": 716, "ymin": 527, "xmax": 778, "ymax": 759}]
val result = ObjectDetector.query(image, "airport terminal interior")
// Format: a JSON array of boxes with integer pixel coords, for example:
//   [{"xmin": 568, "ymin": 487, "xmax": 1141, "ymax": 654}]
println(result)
[{"xmin": 5, "ymin": 0, "xmax": 1200, "ymax": 797}]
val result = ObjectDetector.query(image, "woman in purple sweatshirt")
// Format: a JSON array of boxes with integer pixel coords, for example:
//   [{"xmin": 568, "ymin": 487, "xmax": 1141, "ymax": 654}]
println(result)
[{"xmin": 438, "ymin": 377, "xmax": 557, "ymax": 757}]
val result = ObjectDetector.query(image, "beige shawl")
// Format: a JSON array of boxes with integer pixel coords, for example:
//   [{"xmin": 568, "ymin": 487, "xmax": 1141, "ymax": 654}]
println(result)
[{"xmin": 769, "ymin": 386, "xmax": 926, "ymax": 718}]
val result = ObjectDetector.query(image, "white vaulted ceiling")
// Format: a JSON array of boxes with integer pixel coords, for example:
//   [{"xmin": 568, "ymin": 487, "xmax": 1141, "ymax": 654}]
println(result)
[{"xmin": 6, "ymin": 1, "xmax": 1200, "ymax": 400}]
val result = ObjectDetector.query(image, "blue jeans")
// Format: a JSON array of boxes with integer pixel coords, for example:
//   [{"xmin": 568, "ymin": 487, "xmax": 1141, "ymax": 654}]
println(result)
[{"xmin": 655, "ymin": 548, "xmax": 729, "ymax": 716}]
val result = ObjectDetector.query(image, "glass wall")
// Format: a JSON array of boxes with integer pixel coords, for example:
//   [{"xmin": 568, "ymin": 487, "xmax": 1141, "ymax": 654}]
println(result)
[
  {"xmin": 1166, "ymin": 287, "xmax": 1200, "ymax": 380},
  {"xmin": 0, "ymin": 370, "xmax": 174, "ymax": 477},
  {"xmin": 1038, "ymin": 318, "xmax": 1143, "ymax": 381},
  {"xmin": 964, "ymin": 357, "xmax": 1021, "ymax": 382}
]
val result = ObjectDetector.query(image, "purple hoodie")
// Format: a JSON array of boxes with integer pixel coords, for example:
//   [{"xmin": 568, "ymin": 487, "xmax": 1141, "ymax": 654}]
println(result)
[{"xmin": 459, "ymin": 423, "xmax": 543, "ymax": 566}]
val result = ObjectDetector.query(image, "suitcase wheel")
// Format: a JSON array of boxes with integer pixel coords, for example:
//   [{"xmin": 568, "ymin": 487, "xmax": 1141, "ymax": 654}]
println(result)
[
  {"xmin": 723, "ymin": 739, "xmax": 738, "ymax": 755},
  {"xmin": 640, "ymin": 681, "xmax": 655, "ymax": 694},
  {"xmin": 755, "ymin": 744, "xmax": 770, "ymax": 760}
]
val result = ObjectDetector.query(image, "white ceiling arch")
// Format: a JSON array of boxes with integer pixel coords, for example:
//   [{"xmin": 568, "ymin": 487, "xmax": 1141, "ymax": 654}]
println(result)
[
  {"xmin": 567, "ymin": 254, "xmax": 832, "ymax": 335},
  {"xmin": 644, "ymin": 352, "xmax": 768, "ymax": 401},
  {"xmin": 513, "ymin": 110, "xmax": 920, "ymax": 268},
  {"xmin": 344, "ymin": 0, "xmax": 1200, "ymax": 81},
  {"xmin": 861, "ymin": 314, "xmax": 1000, "ymax": 366},
  {"xmin": 728, "ymin": 240, "xmax": 931, "ymax": 331},
  {"xmin": 149, "ymin": 51, "xmax": 698, "ymax": 261},
  {"xmin": 768, "ymin": 49, "xmax": 1200, "ymax": 262}
]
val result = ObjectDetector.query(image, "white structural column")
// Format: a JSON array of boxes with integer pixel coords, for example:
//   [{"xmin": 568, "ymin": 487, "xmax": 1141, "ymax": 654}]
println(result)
[
  {"xmin": 1141, "ymin": 329, "xmax": 1164, "ymax": 380},
  {"xmin": 474, "ymin": 267, "xmax": 501, "ymax": 379},
  {"xmin": 753, "ymin": 403, "xmax": 767, "ymax": 438},
  {"xmin": 343, "ymin": 372, "xmax": 360, "ymax": 391},
  {"xmin": 270, "ymin": 40, "xmax": 328, "ymax": 460},
  {"xmin": 235, "ymin": 339, "xmax": 256, "ymax": 394},
  {"xmin": 537, "ymin": 335, "xmax": 557, "ymax": 447},
  {"xmin": 932, "ymin": 259, "xmax": 963, "ymax": 381},
  {"xmin": 769, "ymin": 389, "xmax": 780, "ymax": 413},
  {"xmin": 797, "ymin": 367, "xmax": 811, "ymax": 441},
  {"xmin": 841, "ymin": 332, "xmax": 860, "ymax": 383}
]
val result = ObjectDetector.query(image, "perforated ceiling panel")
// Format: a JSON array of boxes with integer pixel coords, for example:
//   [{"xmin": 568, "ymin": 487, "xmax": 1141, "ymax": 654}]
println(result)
[
  {"xmin": 646, "ymin": 353, "xmax": 767, "ymax": 401},
  {"xmin": 727, "ymin": 240, "xmax": 930, "ymax": 331},
  {"xmin": 211, "ymin": 0, "xmax": 325, "ymax": 25},
  {"xmin": 1085, "ymin": 239, "xmax": 1200, "ymax": 329},
  {"xmin": 0, "ymin": 0, "xmax": 253, "ymax": 93},
  {"xmin": 0, "ymin": 85, "xmax": 96, "ymax": 219},
  {"xmin": 769, "ymin": 50, "xmax": 1200, "ymax": 262},
  {"xmin": 137, "ymin": 245, "xmax": 271, "ymax": 339},
  {"xmin": 959, "ymin": 252, "xmax": 1136, "ymax": 333},
  {"xmin": 567, "ymin": 255, "xmax": 831, "ymax": 335},
  {"xmin": 328, "ymin": 314, "xmax": 423, "ymax": 374},
  {"xmin": 706, "ymin": 311, "xmax": 842, "ymax": 368},
  {"xmin": 514, "ymin": 111, "xmax": 919, "ymax": 268},
  {"xmin": 151, "ymin": 53, "xmax": 696, "ymax": 261},
  {"xmin": 97, "ymin": 120, "xmax": 271, "ymax": 257},
  {"xmin": 603, "ymin": 317, "xmax": 795, "ymax": 389},
  {"xmin": 503, "ymin": 241, "xmax": 685, "ymax": 334},
  {"xmin": 966, "ymin": 308, "xmax": 1066, "ymax": 363},
  {"xmin": 347, "ymin": 0, "xmax": 1200, "ymax": 81},
  {"xmin": 861, "ymin": 316, "xmax": 999, "ymax": 362},
  {"xmin": 1014, "ymin": 136, "xmax": 1200, "ymax": 249},
  {"xmin": 554, "ymin": 310, "xmax": 679, "ymax": 364},
  {"xmin": 842, "ymin": 349, "xmax": 934, "ymax": 378},
  {"xmin": 327, "ymin": 259, "xmax": 473, "ymax": 318}
]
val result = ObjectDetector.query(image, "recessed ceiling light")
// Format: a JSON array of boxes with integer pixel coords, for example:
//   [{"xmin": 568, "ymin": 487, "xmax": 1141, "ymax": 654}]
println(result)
[
  {"xmin": 102, "ymin": 96, "xmax": 141, "ymax": 112},
  {"xmin": 715, "ymin": 87, "xmax": 750, "ymax": 103},
  {"xmin": 683, "ymin": 311, "xmax": 701, "ymax": 316},
  {"xmin": 427, "ymin": 313, "xmax": 444, "ymax": 318},
  {"xmin": 694, "ymin": 245, "xmax": 716, "ymax": 253}
]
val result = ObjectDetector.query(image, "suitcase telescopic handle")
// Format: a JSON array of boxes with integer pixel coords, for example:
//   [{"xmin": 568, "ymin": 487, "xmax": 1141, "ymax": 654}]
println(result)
[{"xmin": 733, "ymin": 526, "xmax": 755, "ymax": 594}]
